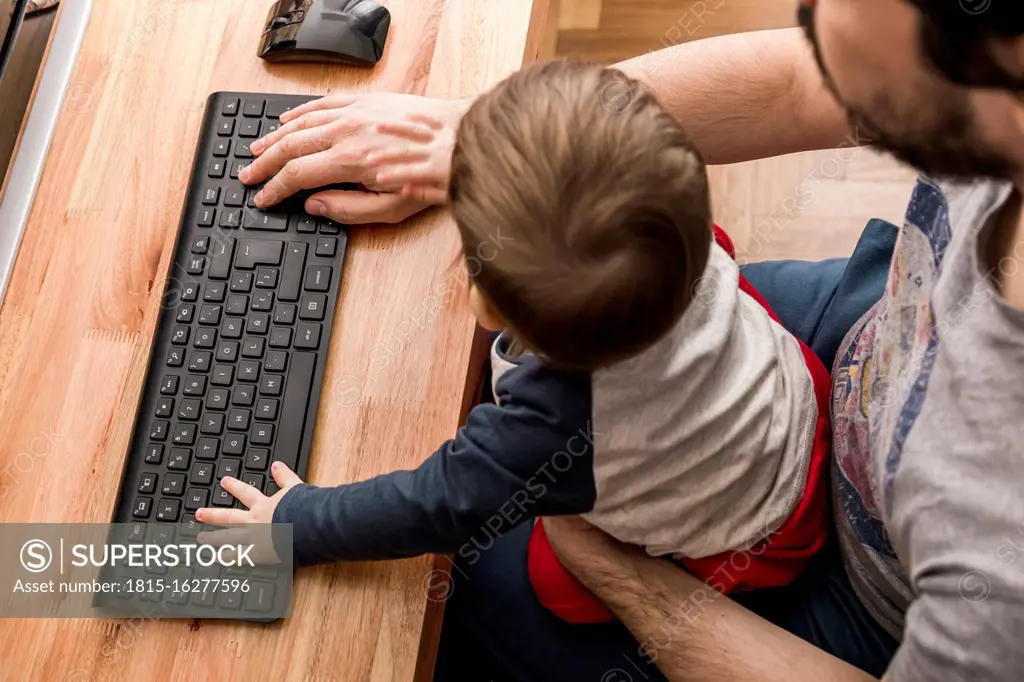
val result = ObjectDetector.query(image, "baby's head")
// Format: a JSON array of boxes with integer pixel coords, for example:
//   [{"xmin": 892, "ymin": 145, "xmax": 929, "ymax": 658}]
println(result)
[{"xmin": 450, "ymin": 60, "xmax": 712, "ymax": 371}]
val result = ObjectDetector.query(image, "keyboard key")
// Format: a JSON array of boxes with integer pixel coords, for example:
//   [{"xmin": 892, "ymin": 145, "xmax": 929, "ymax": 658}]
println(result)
[
  {"xmin": 238, "ymin": 361, "xmax": 261, "ymax": 382},
  {"xmin": 180, "ymin": 282, "xmax": 199, "ymax": 301},
  {"xmin": 279, "ymin": 243, "xmax": 307, "ymax": 301},
  {"xmin": 183, "ymin": 375, "xmax": 207, "ymax": 396},
  {"xmin": 246, "ymin": 313, "xmax": 270, "ymax": 335},
  {"xmin": 230, "ymin": 161, "xmax": 248, "ymax": 179},
  {"xmin": 162, "ymin": 473, "xmax": 186, "ymax": 496},
  {"xmin": 266, "ymin": 100, "xmax": 293, "ymax": 118},
  {"xmin": 245, "ymin": 448, "xmax": 270, "ymax": 471},
  {"xmin": 304, "ymin": 265, "xmax": 331, "ymax": 292},
  {"xmin": 222, "ymin": 97, "xmax": 239, "ymax": 116},
  {"xmin": 226, "ymin": 295, "xmax": 249, "ymax": 316},
  {"xmin": 219, "ymin": 590, "xmax": 243, "ymax": 610},
  {"xmin": 217, "ymin": 458, "xmax": 242, "ymax": 479},
  {"xmin": 235, "ymin": 140, "xmax": 254, "ymax": 159},
  {"xmin": 269, "ymin": 327, "xmax": 292, "ymax": 348},
  {"xmin": 160, "ymin": 375, "xmax": 179, "ymax": 395},
  {"xmin": 252, "ymin": 292, "xmax": 274, "ymax": 312},
  {"xmin": 186, "ymin": 256, "xmax": 206, "ymax": 275},
  {"xmin": 156, "ymin": 498, "xmax": 181, "ymax": 522},
  {"xmin": 180, "ymin": 514, "xmax": 202, "ymax": 537},
  {"xmin": 231, "ymin": 272, "xmax": 253, "ymax": 292},
  {"xmin": 155, "ymin": 397, "xmax": 174, "ymax": 418},
  {"xmin": 256, "ymin": 268, "xmax": 278, "ymax": 288},
  {"xmin": 185, "ymin": 488, "xmax": 209, "ymax": 511},
  {"xmin": 242, "ymin": 337, "xmax": 265, "ymax": 358},
  {"xmin": 243, "ymin": 99, "xmax": 265, "ymax": 117},
  {"xmin": 218, "ymin": 119, "xmax": 235, "ymax": 136},
  {"xmin": 239, "ymin": 119, "xmax": 262, "ymax": 138},
  {"xmin": 235, "ymin": 239, "xmax": 283, "ymax": 269},
  {"xmin": 233, "ymin": 385, "xmax": 255, "ymax": 406},
  {"xmin": 221, "ymin": 318, "xmax": 244, "ymax": 339},
  {"xmin": 220, "ymin": 209, "xmax": 242, "ymax": 229},
  {"xmin": 212, "ymin": 364, "xmax": 234, "ymax": 386},
  {"xmin": 222, "ymin": 435, "xmax": 246, "ymax": 455},
  {"xmin": 171, "ymin": 326, "xmax": 190, "ymax": 345},
  {"xmin": 213, "ymin": 139, "xmax": 231, "ymax": 157},
  {"xmin": 196, "ymin": 437, "xmax": 219, "ymax": 459},
  {"xmin": 168, "ymin": 448, "xmax": 192, "ymax": 470},
  {"xmin": 199, "ymin": 304, "xmax": 223, "ymax": 325},
  {"xmin": 273, "ymin": 353, "xmax": 316, "ymax": 472},
  {"xmin": 204, "ymin": 282, "xmax": 227, "ymax": 302},
  {"xmin": 274, "ymin": 304, "xmax": 297, "ymax": 325},
  {"xmin": 172, "ymin": 423, "xmax": 196, "ymax": 445},
  {"xmin": 191, "ymin": 461, "xmax": 214, "ymax": 485},
  {"xmin": 228, "ymin": 409, "xmax": 251, "ymax": 431},
  {"xmin": 205, "ymin": 388, "xmax": 229, "ymax": 411},
  {"xmin": 202, "ymin": 187, "xmax": 220, "ymax": 205},
  {"xmin": 132, "ymin": 497, "xmax": 152, "ymax": 519},
  {"xmin": 176, "ymin": 305, "xmax": 195, "ymax": 324},
  {"xmin": 188, "ymin": 351, "xmax": 212, "ymax": 372},
  {"xmin": 201, "ymin": 412, "xmax": 224, "ymax": 435},
  {"xmin": 194, "ymin": 328, "xmax": 217, "ymax": 349},
  {"xmin": 316, "ymin": 236, "xmax": 337, "ymax": 257},
  {"xmin": 166, "ymin": 347, "xmax": 184, "ymax": 367},
  {"xmin": 224, "ymin": 188, "xmax": 245, "ymax": 207},
  {"xmin": 245, "ymin": 582, "xmax": 276, "ymax": 612},
  {"xmin": 255, "ymin": 399, "xmax": 279, "ymax": 420},
  {"xmin": 265, "ymin": 350, "xmax": 288, "ymax": 372},
  {"xmin": 191, "ymin": 236, "xmax": 210, "ymax": 254},
  {"xmin": 295, "ymin": 323, "xmax": 322, "ymax": 349},
  {"xmin": 266, "ymin": 121, "xmax": 280, "ymax": 134},
  {"xmin": 259, "ymin": 374, "xmax": 282, "ymax": 396},
  {"xmin": 209, "ymin": 160, "xmax": 226, "ymax": 178},
  {"xmin": 319, "ymin": 220, "xmax": 342, "ymax": 235},
  {"xmin": 292, "ymin": 215, "xmax": 317, "ymax": 233},
  {"xmin": 209, "ymin": 238, "xmax": 235, "ymax": 279},
  {"xmin": 138, "ymin": 473, "xmax": 158, "ymax": 494},
  {"xmin": 145, "ymin": 443, "xmax": 164, "ymax": 464},
  {"xmin": 198, "ymin": 207, "xmax": 216, "ymax": 226},
  {"xmin": 241, "ymin": 472, "xmax": 266, "ymax": 492},
  {"xmin": 243, "ymin": 211, "xmax": 287, "ymax": 231},
  {"xmin": 251, "ymin": 423, "xmax": 274, "ymax": 445},
  {"xmin": 299, "ymin": 294, "xmax": 327, "ymax": 321},
  {"xmin": 217, "ymin": 341, "xmax": 240, "ymax": 362}
]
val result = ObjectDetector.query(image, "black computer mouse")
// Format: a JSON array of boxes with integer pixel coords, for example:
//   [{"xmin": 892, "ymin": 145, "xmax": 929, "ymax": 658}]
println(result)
[{"xmin": 258, "ymin": 0, "xmax": 391, "ymax": 67}]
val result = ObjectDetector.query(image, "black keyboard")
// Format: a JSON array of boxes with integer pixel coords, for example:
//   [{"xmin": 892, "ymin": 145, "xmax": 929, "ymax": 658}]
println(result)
[{"xmin": 113, "ymin": 92, "xmax": 347, "ymax": 533}]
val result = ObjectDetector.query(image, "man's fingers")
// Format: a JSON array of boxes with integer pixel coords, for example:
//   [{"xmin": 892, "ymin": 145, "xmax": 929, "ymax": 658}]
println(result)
[
  {"xmin": 271, "ymin": 461, "xmax": 303, "ymax": 490},
  {"xmin": 305, "ymin": 190, "xmax": 426, "ymax": 225},
  {"xmin": 254, "ymin": 149, "xmax": 339, "ymax": 207},
  {"xmin": 375, "ymin": 120, "xmax": 436, "ymax": 143},
  {"xmin": 221, "ymin": 475, "xmax": 265, "ymax": 509},
  {"xmin": 250, "ymin": 109, "xmax": 341, "ymax": 156},
  {"xmin": 375, "ymin": 162, "xmax": 447, "ymax": 188},
  {"xmin": 242, "ymin": 126, "xmax": 334, "ymax": 189},
  {"xmin": 195, "ymin": 506, "xmax": 249, "ymax": 527},
  {"xmin": 279, "ymin": 93, "xmax": 359, "ymax": 123}
]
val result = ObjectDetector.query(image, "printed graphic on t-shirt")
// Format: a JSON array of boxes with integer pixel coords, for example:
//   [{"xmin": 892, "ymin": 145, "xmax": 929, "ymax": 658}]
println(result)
[{"xmin": 833, "ymin": 180, "xmax": 951, "ymax": 560}]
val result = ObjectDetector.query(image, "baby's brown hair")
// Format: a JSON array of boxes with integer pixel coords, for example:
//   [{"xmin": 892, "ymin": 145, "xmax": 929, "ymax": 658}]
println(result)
[{"xmin": 450, "ymin": 60, "xmax": 711, "ymax": 371}]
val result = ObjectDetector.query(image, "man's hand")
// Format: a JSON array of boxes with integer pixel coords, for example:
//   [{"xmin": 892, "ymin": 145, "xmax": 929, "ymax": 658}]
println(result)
[
  {"xmin": 193, "ymin": 462, "xmax": 304, "ymax": 564},
  {"xmin": 238, "ymin": 93, "xmax": 468, "ymax": 224}
]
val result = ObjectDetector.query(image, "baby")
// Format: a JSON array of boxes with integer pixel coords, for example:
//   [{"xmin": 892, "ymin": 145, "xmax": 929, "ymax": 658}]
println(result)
[{"xmin": 220, "ymin": 60, "xmax": 832, "ymax": 623}]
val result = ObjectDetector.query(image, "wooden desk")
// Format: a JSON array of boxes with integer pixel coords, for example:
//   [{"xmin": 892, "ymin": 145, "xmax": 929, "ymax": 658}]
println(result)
[{"xmin": 0, "ymin": 1, "xmax": 549, "ymax": 679}]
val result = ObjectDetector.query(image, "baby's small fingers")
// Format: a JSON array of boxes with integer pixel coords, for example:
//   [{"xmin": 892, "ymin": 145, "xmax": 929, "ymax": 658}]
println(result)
[{"xmin": 376, "ymin": 120, "xmax": 436, "ymax": 143}]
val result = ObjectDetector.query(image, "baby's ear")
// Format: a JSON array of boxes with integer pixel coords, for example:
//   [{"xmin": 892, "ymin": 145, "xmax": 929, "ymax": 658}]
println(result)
[{"xmin": 469, "ymin": 285, "xmax": 504, "ymax": 332}]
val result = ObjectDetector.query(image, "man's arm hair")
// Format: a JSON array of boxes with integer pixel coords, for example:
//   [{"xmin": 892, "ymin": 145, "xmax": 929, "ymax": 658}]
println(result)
[
  {"xmin": 545, "ymin": 519, "xmax": 878, "ymax": 681},
  {"xmin": 613, "ymin": 28, "xmax": 853, "ymax": 166}
]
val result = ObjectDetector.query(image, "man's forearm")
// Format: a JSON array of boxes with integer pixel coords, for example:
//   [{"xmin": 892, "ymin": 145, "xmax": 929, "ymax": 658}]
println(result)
[
  {"xmin": 613, "ymin": 28, "xmax": 852, "ymax": 165},
  {"xmin": 564, "ymin": 539, "xmax": 875, "ymax": 681}
]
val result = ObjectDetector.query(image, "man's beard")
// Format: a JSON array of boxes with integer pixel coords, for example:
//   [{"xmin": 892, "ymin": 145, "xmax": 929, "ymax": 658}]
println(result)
[{"xmin": 797, "ymin": 5, "xmax": 1017, "ymax": 182}]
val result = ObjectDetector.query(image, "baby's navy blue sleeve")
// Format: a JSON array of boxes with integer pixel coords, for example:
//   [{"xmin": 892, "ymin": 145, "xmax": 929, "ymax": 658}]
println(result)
[{"xmin": 273, "ymin": 356, "xmax": 597, "ymax": 566}]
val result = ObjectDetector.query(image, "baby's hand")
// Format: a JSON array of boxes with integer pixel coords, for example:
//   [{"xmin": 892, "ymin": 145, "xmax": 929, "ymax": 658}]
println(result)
[
  {"xmin": 368, "ymin": 113, "xmax": 455, "ymax": 206},
  {"xmin": 194, "ymin": 462, "xmax": 304, "ymax": 564}
]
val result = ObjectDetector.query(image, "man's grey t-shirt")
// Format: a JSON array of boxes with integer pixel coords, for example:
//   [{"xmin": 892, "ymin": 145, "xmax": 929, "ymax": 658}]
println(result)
[{"xmin": 832, "ymin": 177, "xmax": 1024, "ymax": 680}]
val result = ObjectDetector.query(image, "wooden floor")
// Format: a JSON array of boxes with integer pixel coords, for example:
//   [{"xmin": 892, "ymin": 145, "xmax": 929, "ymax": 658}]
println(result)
[{"xmin": 554, "ymin": 0, "xmax": 917, "ymax": 262}]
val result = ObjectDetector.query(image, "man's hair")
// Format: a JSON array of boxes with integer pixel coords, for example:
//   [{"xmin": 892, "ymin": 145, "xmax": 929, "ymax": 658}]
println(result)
[
  {"xmin": 905, "ymin": 0, "xmax": 1024, "ymax": 90},
  {"xmin": 449, "ymin": 60, "xmax": 712, "ymax": 371}
]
